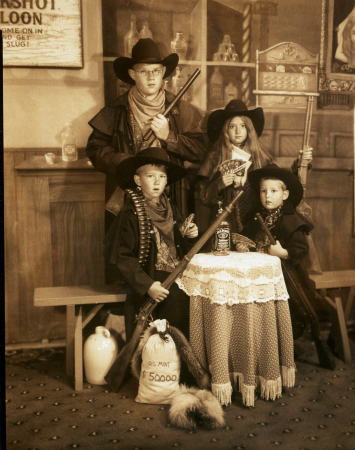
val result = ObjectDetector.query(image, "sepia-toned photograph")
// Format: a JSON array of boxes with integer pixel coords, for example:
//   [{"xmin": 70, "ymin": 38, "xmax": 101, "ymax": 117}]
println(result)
[
  {"xmin": 4, "ymin": 1, "xmax": 355, "ymax": 449},
  {"xmin": 329, "ymin": 0, "xmax": 355, "ymax": 75}
]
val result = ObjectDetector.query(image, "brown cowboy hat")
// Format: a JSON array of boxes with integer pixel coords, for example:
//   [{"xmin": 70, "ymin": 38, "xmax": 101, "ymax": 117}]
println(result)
[
  {"xmin": 114, "ymin": 38, "xmax": 179, "ymax": 85},
  {"xmin": 116, "ymin": 147, "xmax": 187, "ymax": 189},
  {"xmin": 248, "ymin": 164, "xmax": 304, "ymax": 207},
  {"xmin": 207, "ymin": 99, "xmax": 264, "ymax": 142}
]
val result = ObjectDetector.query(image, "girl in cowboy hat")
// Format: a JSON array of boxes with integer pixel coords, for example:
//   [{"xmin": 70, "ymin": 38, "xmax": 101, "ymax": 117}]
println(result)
[
  {"xmin": 197, "ymin": 99, "xmax": 272, "ymax": 237},
  {"xmin": 105, "ymin": 147, "xmax": 198, "ymax": 341},
  {"xmin": 196, "ymin": 99, "xmax": 312, "ymax": 239}
]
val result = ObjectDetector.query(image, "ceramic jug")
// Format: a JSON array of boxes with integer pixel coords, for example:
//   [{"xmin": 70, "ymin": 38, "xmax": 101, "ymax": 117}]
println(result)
[{"xmin": 84, "ymin": 326, "xmax": 118, "ymax": 385}]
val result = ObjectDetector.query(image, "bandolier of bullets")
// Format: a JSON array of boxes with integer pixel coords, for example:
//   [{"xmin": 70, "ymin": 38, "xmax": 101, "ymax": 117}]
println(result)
[{"xmin": 126, "ymin": 188, "xmax": 153, "ymax": 267}]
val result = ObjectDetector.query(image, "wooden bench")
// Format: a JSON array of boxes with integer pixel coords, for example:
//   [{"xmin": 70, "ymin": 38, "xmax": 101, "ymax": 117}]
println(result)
[
  {"xmin": 309, "ymin": 270, "xmax": 355, "ymax": 364},
  {"xmin": 34, "ymin": 285, "xmax": 127, "ymax": 391}
]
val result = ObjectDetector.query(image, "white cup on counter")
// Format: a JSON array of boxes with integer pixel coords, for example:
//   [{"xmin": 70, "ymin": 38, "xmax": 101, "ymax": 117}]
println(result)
[{"xmin": 44, "ymin": 152, "xmax": 56, "ymax": 164}]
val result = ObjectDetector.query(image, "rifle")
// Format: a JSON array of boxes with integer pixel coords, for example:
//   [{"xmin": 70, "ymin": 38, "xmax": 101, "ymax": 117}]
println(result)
[
  {"xmin": 297, "ymin": 95, "xmax": 322, "ymax": 274},
  {"xmin": 105, "ymin": 189, "xmax": 244, "ymax": 392},
  {"xmin": 105, "ymin": 68, "xmax": 201, "ymax": 216},
  {"xmin": 255, "ymin": 213, "xmax": 335, "ymax": 370},
  {"xmin": 140, "ymin": 68, "xmax": 201, "ymax": 148}
]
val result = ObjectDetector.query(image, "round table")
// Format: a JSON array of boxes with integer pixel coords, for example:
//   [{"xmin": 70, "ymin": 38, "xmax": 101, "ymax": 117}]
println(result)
[{"xmin": 177, "ymin": 251, "xmax": 296, "ymax": 407}]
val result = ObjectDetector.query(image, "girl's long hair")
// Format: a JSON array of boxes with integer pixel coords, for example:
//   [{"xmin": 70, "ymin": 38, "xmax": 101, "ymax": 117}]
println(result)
[{"xmin": 211, "ymin": 115, "xmax": 271, "ymax": 173}]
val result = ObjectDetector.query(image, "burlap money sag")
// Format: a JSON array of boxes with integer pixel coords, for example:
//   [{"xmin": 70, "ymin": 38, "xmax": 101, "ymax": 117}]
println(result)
[{"xmin": 135, "ymin": 319, "xmax": 180, "ymax": 404}]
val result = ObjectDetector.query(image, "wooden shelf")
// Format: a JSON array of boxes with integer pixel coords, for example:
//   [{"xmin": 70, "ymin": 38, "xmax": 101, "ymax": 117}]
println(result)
[
  {"xmin": 15, "ymin": 156, "xmax": 95, "ymax": 171},
  {"xmin": 206, "ymin": 61, "xmax": 256, "ymax": 68},
  {"xmin": 101, "ymin": 0, "xmax": 258, "ymax": 110}
]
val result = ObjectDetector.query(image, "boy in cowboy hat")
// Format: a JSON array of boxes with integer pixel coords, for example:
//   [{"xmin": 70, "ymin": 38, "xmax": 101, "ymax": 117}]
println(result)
[
  {"xmin": 245, "ymin": 164, "xmax": 312, "ymax": 260},
  {"xmin": 244, "ymin": 164, "xmax": 336, "ymax": 370},
  {"xmin": 86, "ymin": 38, "xmax": 205, "ymax": 233},
  {"xmin": 105, "ymin": 147, "xmax": 198, "ymax": 341},
  {"xmin": 243, "ymin": 164, "xmax": 315, "ymax": 339}
]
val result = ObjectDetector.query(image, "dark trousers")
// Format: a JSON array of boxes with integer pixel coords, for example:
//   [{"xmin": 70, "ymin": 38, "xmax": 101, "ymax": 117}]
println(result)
[{"xmin": 124, "ymin": 270, "xmax": 190, "ymax": 342}]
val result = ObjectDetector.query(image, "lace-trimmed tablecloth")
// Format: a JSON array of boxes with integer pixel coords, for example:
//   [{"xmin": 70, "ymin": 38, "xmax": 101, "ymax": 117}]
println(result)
[
  {"xmin": 176, "ymin": 252, "xmax": 289, "ymax": 305},
  {"xmin": 177, "ymin": 252, "xmax": 295, "ymax": 407}
]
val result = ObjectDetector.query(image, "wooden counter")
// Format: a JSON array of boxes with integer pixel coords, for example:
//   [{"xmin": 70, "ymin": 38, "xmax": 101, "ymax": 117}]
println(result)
[{"xmin": 6, "ymin": 154, "xmax": 106, "ymax": 344}]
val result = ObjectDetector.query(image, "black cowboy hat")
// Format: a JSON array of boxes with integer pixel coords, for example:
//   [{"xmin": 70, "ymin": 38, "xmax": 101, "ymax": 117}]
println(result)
[
  {"xmin": 248, "ymin": 164, "xmax": 304, "ymax": 207},
  {"xmin": 114, "ymin": 38, "xmax": 179, "ymax": 85},
  {"xmin": 207, "ymin": 99, "xmax": 264, "ymax": 143},
  {"xmin": 116, "ymin": 147, "xmax": 187, "ymax": 189}
]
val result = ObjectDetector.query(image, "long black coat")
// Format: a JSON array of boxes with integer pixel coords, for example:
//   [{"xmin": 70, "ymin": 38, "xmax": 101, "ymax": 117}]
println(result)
[
  {"xmin": 105, "ymin": 194, "xmax": 195, "ymax": 339},
  {"xmin": 243, "ymin": 202, "xmax": 317, "ymax": 338}
]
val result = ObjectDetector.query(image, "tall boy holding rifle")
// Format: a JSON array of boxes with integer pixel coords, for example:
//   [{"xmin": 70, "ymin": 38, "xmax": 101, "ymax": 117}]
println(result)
[
  {"xmin": 86, "ymin": 38, "xmax": 205, "ymax": 229},
  {"xmin": 105, "ymin": 146, "xmax": 199, "ymax": 341}
]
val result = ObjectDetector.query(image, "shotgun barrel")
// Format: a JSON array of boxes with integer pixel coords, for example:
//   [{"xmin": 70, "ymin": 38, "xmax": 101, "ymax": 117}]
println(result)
[
  {"xmin": 105, "ymin": 189, "xmax": 244, "ymax": 392},
  {"xmin": 298, "ymin": 95, "xmax": 315, "ymax": 190},
  {"xmin": 141, "ymin": 68, "xmax": 201, "ymax": 146}
]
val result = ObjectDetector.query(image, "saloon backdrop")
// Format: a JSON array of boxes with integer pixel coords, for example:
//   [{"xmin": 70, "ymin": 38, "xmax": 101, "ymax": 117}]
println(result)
[{"xmin": 4, "ymin": 0, "xmax": 354, "ymax": 346}]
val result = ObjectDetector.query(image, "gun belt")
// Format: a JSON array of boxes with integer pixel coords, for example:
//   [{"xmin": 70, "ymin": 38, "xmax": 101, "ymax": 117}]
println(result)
[{"xmin": 126, "ymin": 188, "xmax": 153, "ymax": 267}]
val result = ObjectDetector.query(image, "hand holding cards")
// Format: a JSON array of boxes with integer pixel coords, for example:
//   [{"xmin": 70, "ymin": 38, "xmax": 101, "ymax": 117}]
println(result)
[{"xmin": 218, "ymin": 159, "xmax": 251, "ymax": 188}]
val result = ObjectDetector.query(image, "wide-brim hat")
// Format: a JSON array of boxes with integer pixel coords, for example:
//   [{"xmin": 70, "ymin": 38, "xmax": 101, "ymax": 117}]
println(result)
[
  {"xmin": 207, "ymin": 99, "xmax": 264, "ymax": 142},
  {"xmin": 114, "ymin": 38, "xmax": 179, "ymax": 84},
  {"xmin": 116, "ymin": 147, "xmax": 187, "ymax": 189},
  {"xmin": 248, "ymin": 164, "xmax": 304, "ymax": 207}
]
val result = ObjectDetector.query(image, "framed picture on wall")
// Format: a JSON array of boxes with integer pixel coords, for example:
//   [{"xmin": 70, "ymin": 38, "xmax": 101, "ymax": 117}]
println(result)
[
  {"xmin": 1, "ymin": 0, "xmax": 83, "ymax": 68},
  {"xmin": 328, "ymin": 0, "xmax": 354, "ymax": 76},
  {"xmin": 318, "ymin": 0, "xmax": 354, "ymax": 108}
]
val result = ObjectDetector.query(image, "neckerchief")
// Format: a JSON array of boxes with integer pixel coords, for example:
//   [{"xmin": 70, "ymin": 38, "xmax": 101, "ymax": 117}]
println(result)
[
  {"xmin": 128, "ymin": 86, "xmax": 165, "ymax": 137},
  {"xmin": 255, "ymin": 206, "xmax": 283, "ymax": 252},
  {"xmin": 145, "ymin": 193, "xmax": 177, "ymax": 259},
  {"xmin": 260, "ymin": 205, "xmax": 283, "ymax": 230}
]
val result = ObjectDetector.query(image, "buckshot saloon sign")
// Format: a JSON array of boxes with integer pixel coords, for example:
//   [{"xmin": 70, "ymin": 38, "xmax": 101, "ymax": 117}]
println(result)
[{"xmin": 1, "ymin": 0, "xmax": 82, "ymax": 67}]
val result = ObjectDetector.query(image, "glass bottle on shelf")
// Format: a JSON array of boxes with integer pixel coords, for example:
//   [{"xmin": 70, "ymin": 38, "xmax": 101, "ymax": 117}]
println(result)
[
  {"xmin": 124, "ymin": 14, "xmax": 139, "ymax": 57},
  {"xmin": 61, "ymin": 122, "xmax": 78, "ymax": 162},
  {"xmin": 139, "ymin": 20, "xmax": 153, "ymax": 39},
  {"xmin": 171, "ymin": 32, "xmax": 188, "ymax": 60},
  {"xmin": 209, "ymin": 66, "xmax": 224, "ymax": 109},
  {"xmin": 217, "ymin": 34, "xmax": 236, "ymax": 61},
  {"xmin": 213, "ymin": 201, "xmax": 230, "ymax": 255},
  {"xmin": 224, "ymin": 81, "xmax": 239, "ymax": 104}
]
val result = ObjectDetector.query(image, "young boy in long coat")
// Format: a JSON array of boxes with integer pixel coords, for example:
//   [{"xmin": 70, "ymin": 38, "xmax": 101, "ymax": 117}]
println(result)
[
  {"xmin": 105, "ymin": 147, "xmax": 198, "ymax": 341},
  {"xmin": 243, "ymin": 164, "xmax": 335, "ymax": 369}
]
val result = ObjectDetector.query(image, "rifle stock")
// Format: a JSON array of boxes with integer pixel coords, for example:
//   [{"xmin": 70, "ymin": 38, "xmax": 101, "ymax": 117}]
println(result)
[{"xmin": 105, "ymin": 189, "xmax": 244, "ymax": 392}]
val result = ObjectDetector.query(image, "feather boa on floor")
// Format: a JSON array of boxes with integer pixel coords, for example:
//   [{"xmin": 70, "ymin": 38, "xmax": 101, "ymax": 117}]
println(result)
[{"xmin": 169, "ymin": 384, "xmax": 225, "ymax": 430}]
